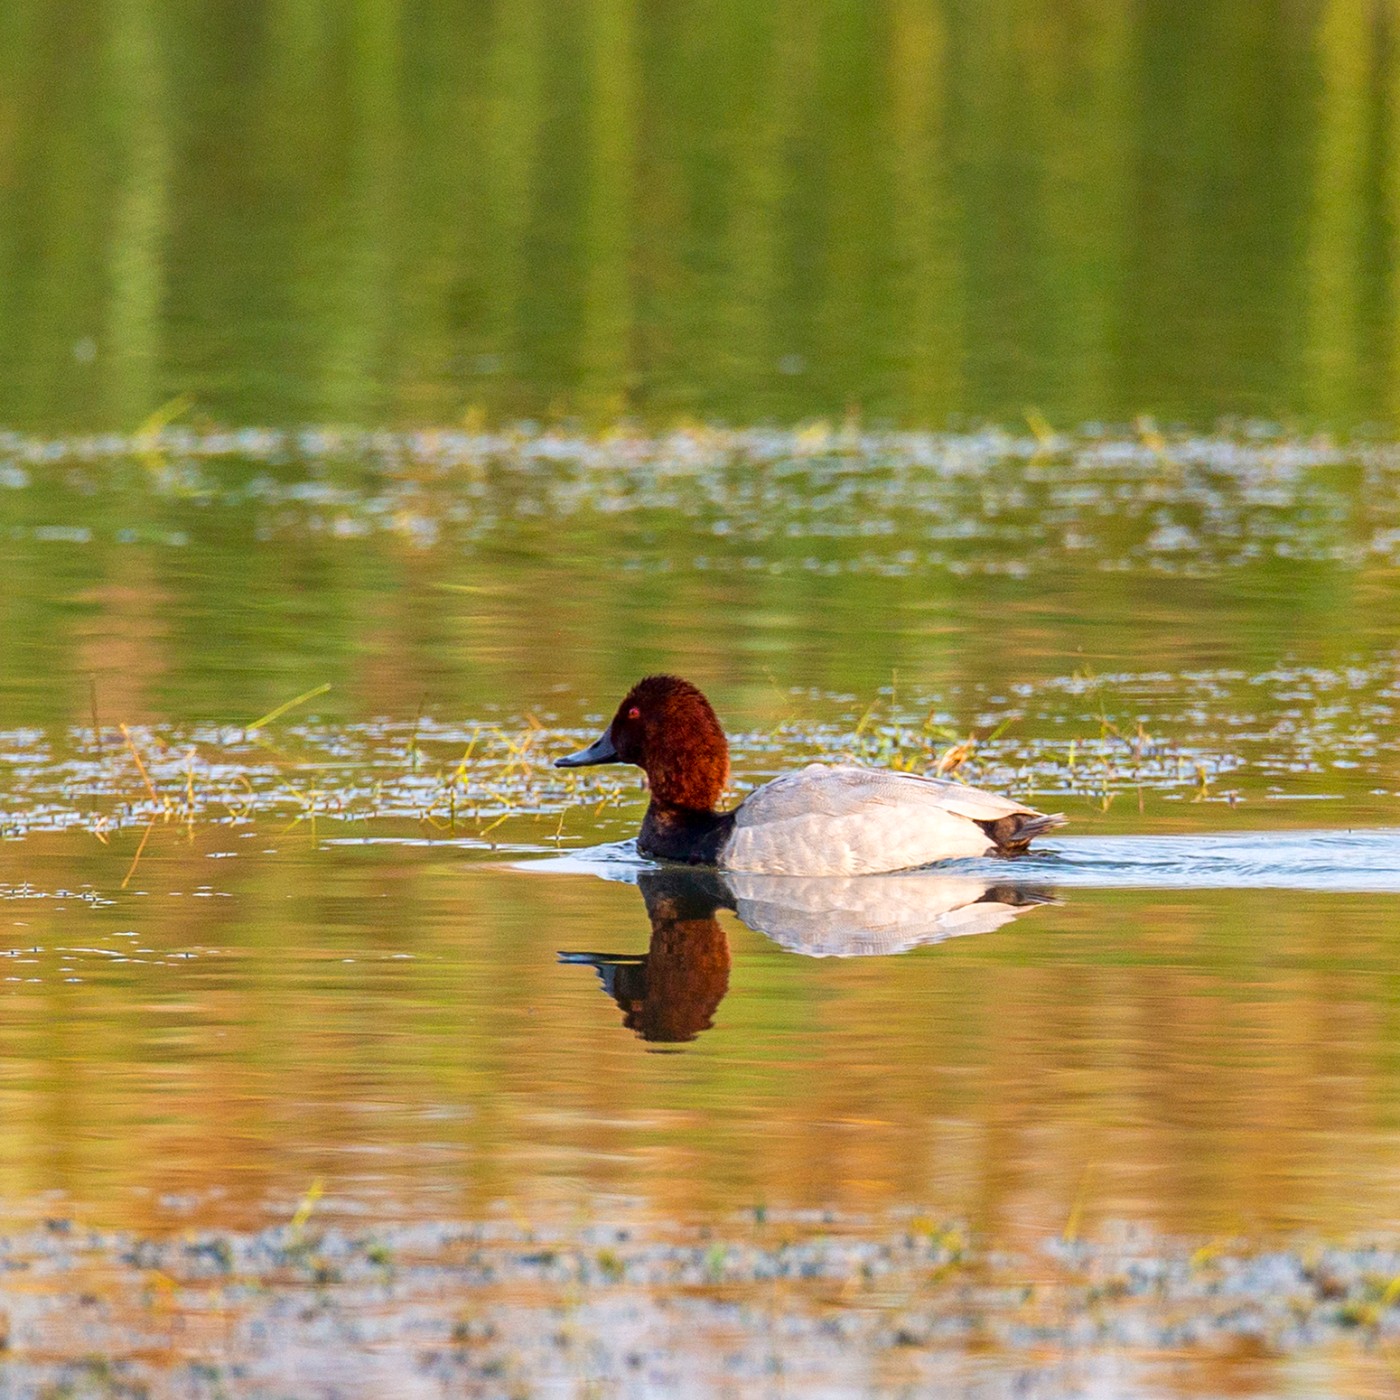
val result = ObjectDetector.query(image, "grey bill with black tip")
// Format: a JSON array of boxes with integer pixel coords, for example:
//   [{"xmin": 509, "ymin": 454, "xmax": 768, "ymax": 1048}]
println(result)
[{"xmin": 554, "ymin": 730, "xmax": 621, "ymax": 767}]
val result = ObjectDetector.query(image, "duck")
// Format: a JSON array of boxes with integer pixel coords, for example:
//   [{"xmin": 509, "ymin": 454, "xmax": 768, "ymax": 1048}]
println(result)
[{"xmin": 554, "ymin": 675, "xmax": 1066, "ymax": 876}]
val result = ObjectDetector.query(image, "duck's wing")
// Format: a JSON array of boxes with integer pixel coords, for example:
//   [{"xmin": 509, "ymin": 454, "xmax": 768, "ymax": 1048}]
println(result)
[
  {"xmin": 724, "ymin": 764, "xmax": 1059, "ymax": 876},
  {"xmin": 725, "ymin": 872, "xmax": 1054, "ymax": 956},
  {"xmin": 735, "ymin": 763, "xmax": 1048, "ymax": 825}
]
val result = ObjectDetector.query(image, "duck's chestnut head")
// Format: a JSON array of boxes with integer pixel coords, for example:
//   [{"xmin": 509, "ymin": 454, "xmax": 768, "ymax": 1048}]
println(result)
[{"xmin": 555, "ymin": 674, "xmax": 730, "ymax": 811}]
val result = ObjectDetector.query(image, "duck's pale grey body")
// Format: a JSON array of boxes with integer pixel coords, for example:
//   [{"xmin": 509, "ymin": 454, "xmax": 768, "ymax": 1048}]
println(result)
[{"xmin": 720, "ymin": 763, "xmax": 1055, "ymax": 876}]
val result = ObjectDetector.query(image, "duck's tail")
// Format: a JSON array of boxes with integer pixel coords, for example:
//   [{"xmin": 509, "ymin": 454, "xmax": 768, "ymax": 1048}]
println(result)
[{"xmin": 979, "ymin": 811, "xmax": 1067, "ymax": 854}]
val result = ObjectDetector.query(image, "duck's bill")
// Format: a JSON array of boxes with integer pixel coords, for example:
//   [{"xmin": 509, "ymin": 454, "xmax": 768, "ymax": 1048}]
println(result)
[{"xmin": 554, "ymin": 730, "xmax": 620, "ymax": 768}]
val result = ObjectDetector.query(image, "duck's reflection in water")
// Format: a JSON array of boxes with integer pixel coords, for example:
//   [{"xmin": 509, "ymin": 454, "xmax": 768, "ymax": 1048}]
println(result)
[
  {"xmin": 560, "ymin": 868, "xmax": 1054, "ymax": 1045},
  {"xmin": 559, "ymin": 870, "xmax": 732, "ymax": 1045}
]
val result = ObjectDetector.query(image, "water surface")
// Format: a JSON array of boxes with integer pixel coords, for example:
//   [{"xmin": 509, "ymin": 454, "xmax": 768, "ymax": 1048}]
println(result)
[
  {"xmin": 0, "ymin": 420, "xmax": 1395, "ymax": 1246},
  {"xmin": 3, "ymin": 3, "xmax": 1400, "ymax": 430},
  {"xmin": 0, "ymin": 820, "xmax": 1397, "ymax": 1250},
  {"xmin": 6, "ymin": 8, "xmax": 1400, "ymax": 1389}
]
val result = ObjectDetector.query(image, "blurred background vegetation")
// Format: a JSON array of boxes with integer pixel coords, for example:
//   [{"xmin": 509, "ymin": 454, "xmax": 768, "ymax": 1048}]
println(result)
[{"xmin": 3, "ymin": 0, "xmax": 1399, "ymax": 432}]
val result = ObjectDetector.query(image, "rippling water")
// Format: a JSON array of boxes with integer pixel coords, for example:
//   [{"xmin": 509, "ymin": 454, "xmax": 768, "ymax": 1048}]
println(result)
[
  {"xmin": 0, "ymin": 424, "xmax": 1395, "ymax": 1261},
  {"xmin": 9, "ymin": 7, "xmax": 1400, "ymax": 1390},
  {"xmin": 3, "ymin": 828, "xmax": 1398, "ymax": 1254}
]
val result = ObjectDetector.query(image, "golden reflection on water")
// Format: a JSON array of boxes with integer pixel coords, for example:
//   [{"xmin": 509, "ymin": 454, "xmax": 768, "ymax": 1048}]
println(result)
[{"xmin": 1, "ymin": 830, "xmax": 1398, "ymax": 1246}]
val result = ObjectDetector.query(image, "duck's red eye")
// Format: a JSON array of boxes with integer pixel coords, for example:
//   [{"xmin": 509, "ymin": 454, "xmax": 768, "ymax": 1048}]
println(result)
[{"xmin": 627, "ymin": 706, "xmax": 641, "ymax": 720}]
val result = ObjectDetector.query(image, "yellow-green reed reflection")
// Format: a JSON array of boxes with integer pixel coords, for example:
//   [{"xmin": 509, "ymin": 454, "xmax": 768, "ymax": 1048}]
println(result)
[
  {"xmin": 1, "ymin": 425, "xmax": 1398, "ymax": 745},
  {"xmin": 105, "ymin": 0, "xmax": 171, "ymax": 429},
  {"xmin": 5, "ymin": 2, "xmax": 1400, "ymax": 429},
  {"xmin": 2, "ymin": 831, "xmax": 1400, "ymax": 1243}
]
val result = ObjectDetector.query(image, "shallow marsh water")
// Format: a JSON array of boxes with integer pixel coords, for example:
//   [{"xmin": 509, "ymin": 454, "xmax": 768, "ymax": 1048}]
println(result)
[
  {"xmin": 1, "ymin": 426, "xmax": 1400, "ymax": 1396},
  {"xmin": 5, "ymin": 833, "xmax": 1400, "ymax": 1241},
  {"xmin": 8, "ymin": 3, "xmax": 1400, "ymax": 1389}
]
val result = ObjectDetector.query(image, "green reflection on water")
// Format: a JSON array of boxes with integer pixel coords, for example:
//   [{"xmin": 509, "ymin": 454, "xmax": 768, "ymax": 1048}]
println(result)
[
  {"xmin": 2, "ymin": 2, "xmax": 1399, "ymax": 429},
  {"xmin": 0, "ymin": 428, "xmax": 1396, "ymax": 748}
]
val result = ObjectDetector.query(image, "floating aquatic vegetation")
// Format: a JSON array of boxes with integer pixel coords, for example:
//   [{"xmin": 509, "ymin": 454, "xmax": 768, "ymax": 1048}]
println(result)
[
  {"xmin": 3, "ymin": 422, "xmax": 1400, "ymax": 575},
  {"xmin": 0, "ymin": 659, "xmax": 1391, "ymax": 846},
  {"xmin": 1, "ymin": 1211, "xmax": 1399, "ymax": 1399}
]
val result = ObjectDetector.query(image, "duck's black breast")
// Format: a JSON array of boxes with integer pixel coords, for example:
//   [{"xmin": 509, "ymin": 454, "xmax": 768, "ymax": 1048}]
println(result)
[{"xmin": 638, "ymin": 803, "xmax": 737, "ymax": 866}]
